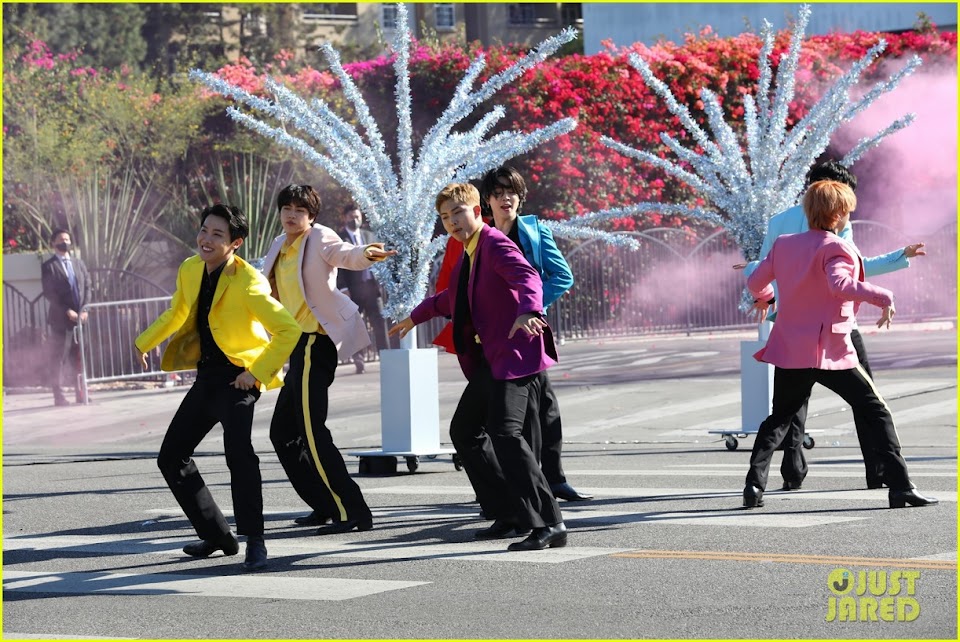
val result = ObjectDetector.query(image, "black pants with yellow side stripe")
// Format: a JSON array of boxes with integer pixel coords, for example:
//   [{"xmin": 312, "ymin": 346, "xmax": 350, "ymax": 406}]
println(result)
[{"xmin": 270, "ymin": 332, "xmax": 371, "ymax": 524}]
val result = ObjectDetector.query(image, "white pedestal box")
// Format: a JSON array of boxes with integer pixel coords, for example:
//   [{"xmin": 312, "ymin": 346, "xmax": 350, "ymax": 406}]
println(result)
[
  {"xmin": 347, "ymin": 327, "xmax": 456, "ymax": 473},
  {"xmin": 708, "ymin": 322, "xmax": 772, "ymax": 451}
]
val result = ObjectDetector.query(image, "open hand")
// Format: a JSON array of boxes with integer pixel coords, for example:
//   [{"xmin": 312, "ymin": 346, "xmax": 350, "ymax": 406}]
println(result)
[
  {"xmin": 365, "ymin": 243, "xmax": 399, "ymax": 261},
  {"xmin": 389, "ymin": 317, "xmax": 415, "ymax": 339},
  {"xmin": 877, "ymin": 304, "xmax": 895, "ymax": 330},
  {"xmin": 134, "ymin": 346, "xmax": 148, "ymax": 370},
  {"xmin": 508, "ymin": 313, "xmax": 548, "ymax": 339},
  {"xmin": 904, "ymin": 243, "xmax": 926, "ymax": 258},
  {"xmin": 231, "ymin": 370, "xmax": 259, "ymax": 390},
  {"xmin": 750, "ymin": 299, "xmax": 775, "ymax": 322}
]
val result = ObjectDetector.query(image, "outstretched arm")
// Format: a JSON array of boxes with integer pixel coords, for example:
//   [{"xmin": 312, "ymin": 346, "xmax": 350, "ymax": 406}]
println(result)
[
  {"xmin": 824, "ymin": 246, "xmax": 894, "ymax": 309},
  {"xmin": 864, "ymin": 242, "xmax": 924, "ymax": 278}
]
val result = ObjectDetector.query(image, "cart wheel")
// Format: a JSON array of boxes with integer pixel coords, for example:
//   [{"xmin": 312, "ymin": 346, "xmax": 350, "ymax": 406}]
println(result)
[
  {"xmin": 725, "ymin": 436, "xmax": 739, "ymax": 451},
  {"xmin": 405, "ymin": 456, "xmax": 419, "ymax": 473},
  {"xmin": 453, "ymin": 454, "xmax": 463, "ymax": 471},
  {"xmin": 426, "ymin": 455, "xmax": 438, "ymax": 460},
  {"xmin": 802, "ymin": 434, "xmax": 815, "ymax": 450}
]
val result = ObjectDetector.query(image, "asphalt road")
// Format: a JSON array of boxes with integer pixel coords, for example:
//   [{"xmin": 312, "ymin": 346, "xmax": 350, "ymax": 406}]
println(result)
[{"xmin": 2, "ymin": 325, "xmax": 956, "ymax": 639}]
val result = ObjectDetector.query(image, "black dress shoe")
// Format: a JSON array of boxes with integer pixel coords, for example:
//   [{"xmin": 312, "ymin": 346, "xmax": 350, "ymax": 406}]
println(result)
[
  {"xmin": 293, "ymin": 511, "xmax": 331, "ymax": 526},
  {"xmin": 781, "ymin": 480, "xmax": 803, "ymax": 491},
  {"xmin": 183, "ymin": 532, "xmax": 240, "ymax": 558},
  {"xmin": 889, "ymin": 488, "xmax": 939, "ymax": 508},
  {"xmin": 315, "ymin": 518, "xmax": 373, "ymax": 535},
  {"xmin": 550, "ymin": 482, "xmax": 593, "ymax": 502},
  {"xmin": 475, "ymin": 519, "xmax": 530, "ymax": 540},
  {"xmin": 242, "ymin": 536, "xmax": 268, "ymax": 571},
  {"xmin": 743, "ymin": 485, "xmax": 764, "ymax": 508},
  {"xmin": 54, "ymin": 397, "xmax": 71, "ymax": 407},
  {"xmin": 867, "ymin": 480, "xmax": 885, "ymax": 489},
  {"xmin": 507, "ymin": 523, "xmax": 568, "ymax": 551}
]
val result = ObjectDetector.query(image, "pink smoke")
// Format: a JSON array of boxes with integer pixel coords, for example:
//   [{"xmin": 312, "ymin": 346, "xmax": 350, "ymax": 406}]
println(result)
[{"xmin": 833, "ymin": 62, "xmax": 957, "ymax": 235}]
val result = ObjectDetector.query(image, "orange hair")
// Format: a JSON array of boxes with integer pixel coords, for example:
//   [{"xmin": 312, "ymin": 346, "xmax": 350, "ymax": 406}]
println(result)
[
  {"xmin": 803, "ymin": 180, "xmax": 857, "ymax": 231},
  {"xmin": 435, "ymin": 183, "xmax": 481, "ymax": 213}
]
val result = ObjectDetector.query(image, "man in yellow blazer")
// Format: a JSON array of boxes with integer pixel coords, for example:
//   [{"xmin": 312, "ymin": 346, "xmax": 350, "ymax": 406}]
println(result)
[{"xmin": 135, "ymin": 204, "xmax": 300, "ymax": 572}]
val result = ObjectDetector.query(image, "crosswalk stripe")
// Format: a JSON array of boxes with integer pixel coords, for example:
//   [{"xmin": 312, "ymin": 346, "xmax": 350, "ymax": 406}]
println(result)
[
  {"xmin": 827, "ymin": 399, "xmax": 958, "ymax": 431},
  {"xmin": 611, "ymin": 550, "xmax": 957, "ymax": 570},
  {"xmin": 2, "ymin": 570, "xmax": 429, "ymax": 601},
  {"xmin": 550, "ymin": 469, "xmax": 958, "ymax": 478},
  {"xmin": 2, "ymin": 535, "xmax": 628, "ymax": 565},
  {"xmin": 569, "ymin": 391, "xmax": 740, "ymax": 434},
  {"xmin": 343, "ymin": 485, "xmax": 958, "ymax": 502},
  {"xmin": 667, "ymin": 462, "xmax": 957, "ymax": 469}
]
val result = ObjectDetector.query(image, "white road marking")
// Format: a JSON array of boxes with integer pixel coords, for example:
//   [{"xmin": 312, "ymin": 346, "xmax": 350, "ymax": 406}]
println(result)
[
  {"xmin": 2, "ymin": 570, "xmax": 428, "ymax": 601},
  {"xmin": 3, "ymin": 535, "xmax": 627, "ymax": 565}
]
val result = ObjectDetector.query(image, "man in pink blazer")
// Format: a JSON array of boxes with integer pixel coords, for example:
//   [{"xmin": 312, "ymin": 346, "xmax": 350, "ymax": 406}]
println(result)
[
  {"xmin": 742, "ymin": 180, "xmax": 937, "ymax": 510},
  {"xmin": 262, "ymin": 184, "xmax": 396, "ymax": 534},
  {"xmin": 392, "ymin": 183, "xmax": 566, "ymax": 551}
]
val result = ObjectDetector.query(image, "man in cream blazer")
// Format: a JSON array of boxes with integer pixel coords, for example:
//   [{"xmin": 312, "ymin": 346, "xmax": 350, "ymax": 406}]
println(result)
[
  {"xmin": 261, "ymin": 184, "xmax": 396, "ymax": 535},
  {"xmin": 136, "ymin": 204, "xmax": 301, "ymax": 571}
]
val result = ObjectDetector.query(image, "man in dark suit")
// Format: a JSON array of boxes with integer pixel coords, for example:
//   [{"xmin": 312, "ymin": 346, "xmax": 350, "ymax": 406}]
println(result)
[
  {"xmin": 41, "ymin": 228, "xmax": 91, "ymax": 406},
  {"xmin": 336, "ymin": 203, "xmax": 390, "ymax": 373}
]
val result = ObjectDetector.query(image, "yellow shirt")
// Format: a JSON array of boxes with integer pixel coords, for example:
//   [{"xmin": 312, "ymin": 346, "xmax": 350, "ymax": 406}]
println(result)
[
  {"xmin": 463, "ymin": 224, "xmax": 482, "ymax": 277},
  {"xmin": 462, "ymin": 225, "xmax": 483, "ymax": 344},
  {"xmin": 276, "ymin": 233, "xmax": 323, "ymax": 334}
]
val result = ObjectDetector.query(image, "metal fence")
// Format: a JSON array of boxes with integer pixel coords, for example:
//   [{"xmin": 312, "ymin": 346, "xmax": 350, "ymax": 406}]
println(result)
[
  {"xmin": 5, "ymin": 220, "xmax": 956, "ymax": 392},
  {"xmin": 549, "ymin": 220, "xmax": 957, "ymax": 341}
]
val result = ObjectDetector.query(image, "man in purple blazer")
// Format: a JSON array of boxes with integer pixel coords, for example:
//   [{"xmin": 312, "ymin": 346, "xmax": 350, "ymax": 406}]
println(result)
[{"xmin": 391, "ymin": 183, "xmax": 566, "ymax": 551}]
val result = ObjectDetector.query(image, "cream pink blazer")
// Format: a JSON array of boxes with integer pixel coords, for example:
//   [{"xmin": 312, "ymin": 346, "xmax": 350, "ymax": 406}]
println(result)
[
  {"xmin": 748, "ymin": 230, "xmax": 893, "ymax": 370},
  {"xmin": 262, "ymin": 224, "xmax": 376, "ymax": 360}
]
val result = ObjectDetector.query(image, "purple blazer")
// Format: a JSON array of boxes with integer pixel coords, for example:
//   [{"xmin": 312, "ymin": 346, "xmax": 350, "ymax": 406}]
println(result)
[{"xmin": 412, "ymin": 225, "xmax": 557, "ymax": 381}]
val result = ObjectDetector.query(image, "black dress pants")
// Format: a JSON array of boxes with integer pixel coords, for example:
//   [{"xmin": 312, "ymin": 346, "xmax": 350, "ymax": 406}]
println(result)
[
  {"xmin": 780, "ymin": 329, "xmax": 882, "ymax": 484},
  {"xmin": 746, "ymin": 365, "xmax": 912, "ymax": 493},
  {"xmin": 522, "ymin": 372, "xmax": 567, "ymax": 485},
  {"xmin": 270, "ymin": 333, "xmax": 371, "ymax": 523},
  {"xmin": 351, "ymin": 280, "xmax": 390, "ymax": 352},
  {"xmin": 157, "ymin": 364, "xmax": 263, "ymax": 539},
  {"xmin": 450, "ymin": 363, "xmax": 562, "ymax": 530}
]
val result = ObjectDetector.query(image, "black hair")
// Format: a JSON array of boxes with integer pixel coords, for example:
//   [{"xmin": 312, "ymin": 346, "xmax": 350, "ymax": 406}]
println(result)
[
  {"xmin": 200, "ymin": 204, "xmax": 249, "ymax": 241},
  {"xmin": 478, "ymin": 165, "xmax": 528, "ymax": 212},
  {"xmin": 50, "ymin": 228, "xmax": 70, "ymax": 243},
  {"xmin": 277, "ymin": 184, "xmax": 322, "ymax": 221},
  {"xmin": 341, "ymin": 202, "xmax": 361, "ymax": 216},
  {"xmin": 806, "ymin": 160, "xmax": 858, "ymax": 191}
]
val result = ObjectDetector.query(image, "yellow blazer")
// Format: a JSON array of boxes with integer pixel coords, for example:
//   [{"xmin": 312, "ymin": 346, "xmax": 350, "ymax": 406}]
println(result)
[{"xmin": 135, "ymin": 254, "xmax": 300, "ymax": 390}]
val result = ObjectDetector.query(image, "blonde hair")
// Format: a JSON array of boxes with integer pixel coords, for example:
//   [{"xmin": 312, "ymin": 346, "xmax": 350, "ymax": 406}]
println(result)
[
  {"xmin": 803, "ymin": 180, "xmax": 857, "ymax": 231},
  {"xmin": 435, "ymin": 183, "xmax": 481, "ymax": 213}
]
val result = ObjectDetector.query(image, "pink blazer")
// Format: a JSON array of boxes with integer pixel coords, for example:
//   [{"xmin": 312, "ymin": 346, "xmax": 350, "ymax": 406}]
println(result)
[
  {"xmin": 748, "ymin": 230, "xmax": 893, "ymax": 370},
  {"xmin": 262, "ymin": 223, "xmax": 377, "ymax": 360},
  {"xmin": 411, "ymin": 224, "xmax": 557, "ymax": 381}
]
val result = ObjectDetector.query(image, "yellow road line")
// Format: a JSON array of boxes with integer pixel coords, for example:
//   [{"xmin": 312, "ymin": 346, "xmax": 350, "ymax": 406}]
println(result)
[{"xmin": 612, "ymin": 549, "xmax": 957, "ymax": 570}]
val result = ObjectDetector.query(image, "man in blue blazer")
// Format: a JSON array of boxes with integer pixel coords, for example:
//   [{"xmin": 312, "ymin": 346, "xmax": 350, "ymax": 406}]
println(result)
[
  {"xmin": 739, "ymin": 161, "xmax": 926, "ymax": 489},
  {"xmin": 478, "ymin": 166, "xmax": 591, "ymax": 502}
]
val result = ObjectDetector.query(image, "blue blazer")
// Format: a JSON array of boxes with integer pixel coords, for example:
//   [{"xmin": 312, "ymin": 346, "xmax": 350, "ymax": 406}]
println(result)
[
  {"xmin": 744, "ymin": 205, "xmax": 909, "ymax": 321},
  {"xmin": 514, "ymin": 215, "xmax": 574, "ymax": 311}
]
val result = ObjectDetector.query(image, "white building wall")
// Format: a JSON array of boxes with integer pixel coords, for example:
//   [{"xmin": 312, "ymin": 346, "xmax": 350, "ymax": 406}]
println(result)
[{"xmin": 583, "ymin": 3, "xmax": 957, "ymax": 53}]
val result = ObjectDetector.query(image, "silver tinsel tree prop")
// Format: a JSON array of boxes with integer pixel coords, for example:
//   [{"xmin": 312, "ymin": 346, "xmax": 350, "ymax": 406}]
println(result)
[
  {"xmin": 190, "ymin": 3, "xmax": 577, "ymax": 319},
  {"xmin": 549, "ymin": 3, "xmax": 921, "ymax": 280}
]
